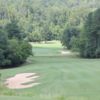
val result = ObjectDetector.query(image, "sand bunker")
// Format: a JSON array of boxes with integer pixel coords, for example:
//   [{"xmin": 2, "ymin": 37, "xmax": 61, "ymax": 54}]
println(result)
[
  {"xmin": 61, "ymin": 50, "xmax": 72, "ymax": 55},
  {"xmin": 5, "ymin": 73, "xmax": 40, "ymax": 89}
]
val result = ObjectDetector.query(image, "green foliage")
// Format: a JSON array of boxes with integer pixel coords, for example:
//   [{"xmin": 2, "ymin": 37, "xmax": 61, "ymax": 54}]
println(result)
[
  {"xmin": 0, "ymin": 24, "xmax": 32, "ymax": 68},
  {"xmin": 5, "ymin": 19, "xmax": 25, "ymax": 40},
  {"xmin": 27, "ymin": 32, "xmax": 42, "ymax": 42},
  {"xmin": 70, "ymin": 36, "xmax": 79, "ymax": 51},
  {"xmin": 0, "ymin": 27, "xmax": 11, "ymax": 67},
  {"xmin": 7, "ymin": 39, "xmax": 32, "ymax": 66},
  {"xmin": 61, "ymin": 27, "xmax": 80, "ymax": 49},
  {"xmin": 0, "ymin": 27, "xmax": 8, "ymax": 47},
  {"xmin": 78, "ymin": 8, "xmax": 100, "ymax": 58},
  {"xmin": 0, "ymin": 0, "xmax": 99, "ymax": 42},
  {"xmin": 42, "ymin": 27, "xmax": 54, "ymax": 41}
]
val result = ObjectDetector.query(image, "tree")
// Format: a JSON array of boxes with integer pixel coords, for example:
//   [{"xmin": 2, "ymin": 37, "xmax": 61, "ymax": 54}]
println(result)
[
  {"xmin": 5, "ymin": 19, "xmax": 25, "ymax": 40},
  {"xmin": 0, "ymin": 24, "xmax": 32, "ymax": 68},
  {"xmin": 7, "ymin": 39, "xmax": 32, "ymax": 66},
  {"xmin": 78, "ymin": 8, "xmax": 100, "ymax": 58},
  {"xmin": 61, "ymin": 26, "xmax": 80, "ymax": 49},
  {"xmin": 27, "ymin": 31, "xmax": 42, "ymax": 42},
  {"xmin": 0, "ymin": 27, "xmax": 11, "ymax": 67},
  {"xmin": 42, "ymin": 25, "xmax": 54, "ymax": 41}
]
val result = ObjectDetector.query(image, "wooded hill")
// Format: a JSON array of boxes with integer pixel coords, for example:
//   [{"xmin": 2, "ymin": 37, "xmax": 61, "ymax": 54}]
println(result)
[{"xmin": 0, "ymin": 0, "xmax": 100, "ymax": 41}]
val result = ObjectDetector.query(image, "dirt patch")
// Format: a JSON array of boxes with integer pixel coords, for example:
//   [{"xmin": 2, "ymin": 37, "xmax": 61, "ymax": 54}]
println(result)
[{"xmin": 5, "ymin": 73, "xmax": 40, "ymax": 89}]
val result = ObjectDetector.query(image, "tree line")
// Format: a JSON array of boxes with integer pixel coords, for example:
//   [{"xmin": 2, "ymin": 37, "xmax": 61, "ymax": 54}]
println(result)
[
  {"xmin": 62, "ymin": 8, "xmax": 100, "ymax": 58},
  {"xmin": 0, "ymin": 0, "xmax": 99, "ymax": 41}
]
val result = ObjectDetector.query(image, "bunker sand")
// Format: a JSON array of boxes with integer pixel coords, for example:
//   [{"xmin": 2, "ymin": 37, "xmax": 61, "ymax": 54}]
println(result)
[{"xmin": 5, "ymin": 73, "xmax": 40, "ymax": 89}]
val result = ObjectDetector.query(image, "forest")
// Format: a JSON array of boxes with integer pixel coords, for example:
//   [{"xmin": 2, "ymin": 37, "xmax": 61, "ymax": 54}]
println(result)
[{"xmin": 0, "ymin": 0, "xmax": 99, "ymax": 41}]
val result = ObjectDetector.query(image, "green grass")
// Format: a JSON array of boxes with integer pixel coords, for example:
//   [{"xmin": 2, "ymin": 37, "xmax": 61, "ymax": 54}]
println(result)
[{"xmin": 0, "ymin": 41, "xmax": 100, "ymax": 100}]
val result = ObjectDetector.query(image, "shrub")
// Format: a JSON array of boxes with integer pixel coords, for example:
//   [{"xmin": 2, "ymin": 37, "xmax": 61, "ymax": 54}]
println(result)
[
  {"xmin": 0, "ymin": 22, "xmax": 33, "ymax": 68},
  {"xmin": 78, "ymin": 8, "xmax": 100, "ymax": 58},
  {"xmin": 6, "ymin": 39, "xmax": 33, "ymax": 67},
  {"xmin": 61, "ymin": 27, "xmax": 80, "ymax": 49}
]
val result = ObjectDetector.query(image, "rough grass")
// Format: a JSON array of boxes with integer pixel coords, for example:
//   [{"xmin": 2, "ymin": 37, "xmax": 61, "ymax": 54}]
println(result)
[{"xmin": 0, "ymin": 41, "xmax": 100, "ymax": 100}]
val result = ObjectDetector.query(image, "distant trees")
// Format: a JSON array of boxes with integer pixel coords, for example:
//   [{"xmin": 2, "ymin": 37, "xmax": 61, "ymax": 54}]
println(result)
[
  {"xmin": 27, "ymin": 32, "xmax": 42, "ymax": 42},
  {"xmin": 0, "ymin": 0, "xmax": 98, "ymax": 42},
  {"xmin": 0, "ymin": 20, "xmax": 32, "ymax": 68}
]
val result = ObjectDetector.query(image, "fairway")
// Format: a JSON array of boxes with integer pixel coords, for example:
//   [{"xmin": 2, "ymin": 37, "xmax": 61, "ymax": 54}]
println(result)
[{"xmin": 0, "ymin": 41, "xmax": 100, "ymax": 100}]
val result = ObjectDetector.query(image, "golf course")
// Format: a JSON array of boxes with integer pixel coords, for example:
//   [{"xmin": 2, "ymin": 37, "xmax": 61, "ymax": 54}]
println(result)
[
  {"xmin": 0, "ymin": 0, "xmax": 100, "ymax": 100},
  {"xmin": 0, "ymin": 41, "xmax": 100, "ymax": 100}
]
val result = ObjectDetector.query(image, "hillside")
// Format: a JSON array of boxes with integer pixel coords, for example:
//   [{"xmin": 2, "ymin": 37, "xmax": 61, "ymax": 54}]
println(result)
[{"xmin": 0, "ymin": 0, "xmax": 100, "ymax": 40}]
